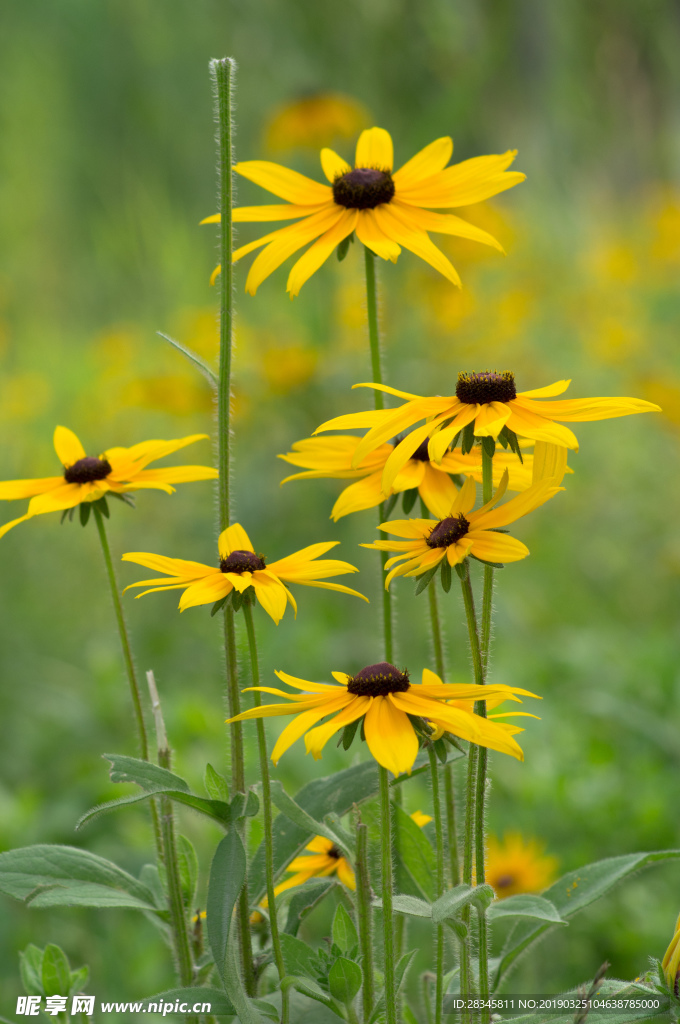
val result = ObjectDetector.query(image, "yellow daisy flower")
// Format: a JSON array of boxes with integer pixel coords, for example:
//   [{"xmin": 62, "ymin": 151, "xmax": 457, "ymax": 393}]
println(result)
[
  {"xmin": 315, "ymin": 373, "xmax": 661, "ymax": 492},
  {"xmin": 203, "ymin": 127, "xmax": 525, "ymax": 296},
  {"xmin": 662, "ymin": 911, "xmax": 680, "ymax": 995},
  {"xmin": 485, "ymin": 833, "xmax": 558, "ymax": 898},
  {"xmin": 410, "ymin": 810, "xmax": 433, "ymax": 828},
  {"xmin": 364, "ymin": 474, "xmax": 562, "ymax": 586},
  {"xmin": 122, "ymin": 522, "xmax": 367, "ymax": 625},
  {"xmin": 271, "ymin": 835, "xmax": 356, "ymax": 894},
  {"xmin": 226, "ymin": 663, "xmax": 539, "ymax": 776},
  {"xmin": 264, "ymin": 93, "xmax": 370, "ymax": 153},
  {"xmin": 279, "ymin": 432, "xmax": 534, "ymax": 520},
  {"xmin": 0, "ymin": 426, "xmax": 217, "ymax": 539}
]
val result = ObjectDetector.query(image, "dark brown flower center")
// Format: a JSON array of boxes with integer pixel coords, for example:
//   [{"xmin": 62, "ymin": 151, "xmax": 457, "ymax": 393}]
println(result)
[
  {"xmin": 426, "ymin": 514, "xmax": 470, "ymax": 549},
  {"xmin": 220, "ymin": 550, "xmax": 266, "ymax": 574},
  {"xmin": 347, "ymin": 662, "xmax": 410, "ymax": 697},
  {"xmin": 332, "ymin": 168, "xmax": 395, "ymax": 210},
  {"xmin": 63, "ymin": 456, "xmax": 112, "ymax": 484},
  {"xmin": 455, "ymin": 371, "xmax": 516, "ymax": 405},
  {"xmin": 328, "ymin": 845, "xmax": 342, "ymax": 861},
  {"xmin": 495, "ymin": 874, "xmax": 515, "ymax": 889}
]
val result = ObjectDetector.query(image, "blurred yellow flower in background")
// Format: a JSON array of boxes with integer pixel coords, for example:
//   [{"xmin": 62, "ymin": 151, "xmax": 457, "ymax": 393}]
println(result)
[
  {"xmin": 410, "ymin": 810, "xmax": 433, "ymax": 828},
  {"xmin": 205, "ymin": 127, "xmax": 524, "ymax": 295},
  {"xmin": 123, "ymin": 522, "xmax": 366, "ymax": 624},
  {"xmin": 264, "ymin": 93, "xmax": 370, "ymax": 153},
  {"xmin": 271, "ymin": 835, "xmax": 356, "ymax": 894},
  {"xmin": 0, "ymin": 427, "xmax": 217, "ymax": 539},
  {"xmin": 485, "ymin": 833, "xmax": 558, "ymax": 898},
  {"xmin": 662, "ymin": 910, "xmax": 680, "ymax": 995}
]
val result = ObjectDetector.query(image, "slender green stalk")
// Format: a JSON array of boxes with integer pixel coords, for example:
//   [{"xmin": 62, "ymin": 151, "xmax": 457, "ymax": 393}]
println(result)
[
  {"xmin": 355, "ymin": 813, "xmax": 374, "ymax": 1021},
  {"xmin": 422, "ymin": 974, "xmax": 435, "ymax": 1024},
  {"xmin": 444, "ymin": 766, "xmax": 460, "ymax": 886},
  {"xmin": 428, "ymin": 748, "xmax": 445, "ymax": 1024},
  {"xmin": 243, "ymin": 602, "xmax": 289, "ymax": 1024},
  {"xmin": 363, "ymin": 246, "xmax": 393, "ymax": 663},
  {"xmin": 211, "ymin": 57, "xmax": 255, "ymax": 995},
  {"xmin": 158, "ymin": 744, "xmax": 195, "ymax": 989},
  {"xmin": 379, "ymin": 766, "xmax": 397, "ymax": 1024}
]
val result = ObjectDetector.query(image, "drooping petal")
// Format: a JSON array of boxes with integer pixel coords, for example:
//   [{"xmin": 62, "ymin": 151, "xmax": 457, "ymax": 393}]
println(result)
[
  {"xmin": 287, "ymin": 209, "xmax": 358, "ymax": 296},
  {"xmin": 355, "ymin": 210, "xmax": 401, "ymax": 261},
  {"xmin": 313, "ymin": 408, "xmax": 398, "ymax": 434},
  {"xmin": 364, "ymin": 696, "xmax": 419, "ymax": 774},
  {"xmin": 355, "ymin": 127, "xmax": 394, "ymax": 171},
  {"xmin": 516, "ymin": 395, "xmax": 661, "ymax": 423},
  {"xmin": 505, "ymin": 404, "xmax": 580, "ymax": 450},
  {"xmin": 233, "ymin": 160, "xmax": 331, "ymax": 204},
  {"xmin": 392, "ymin": 137, "xmax": 453, "ymax": 189},
  {"xmin": 320, "ymin": 148, "xmax": 351, "ymax": 182},
  {"xmin": 304, "ymin": 696, "xmax": 371, "ymax": 759},
  {"xmin": 178, "ymin": 573, "xmax": 231, "ymax": 611},
  {"xmin": 271, "ymin": 703, "xmax": 350, "ymax": 764},
  {"xmin": 290, "ymin": 579, "xmax": 369, "ymax": 601},
  {"xmin": 25, "ymin": 483, "xmax": 94, "ymax": 516},
  {"xmin": 449, "ymin": 474, "xmax": 477, "ymax": 515},
  {"xmin": 427, "ymin": 406, "xmax": 477, "ymax": 463},
  {"xmin": 251, "ymin": 573, "xmax": 289, "ymax": 624},
  {"xmin": 351, "ymin": 400, "xmax": 452, "ymax": 468},
  {"xmin": 468, "ymin": 530, "xmax": 530, "ymax": 563},
  {"xmin": 53, "ymin": 426, "xmax": 86, "ymax": 466},
  {"xmin": 218, "ymin": 523, "xmax": 255, "ymax": 558},
  {"xmin": 418, "ymin": 463, "xmax": 458, "ymax": 519},
  {"xmin": 336, "ymin": 858, "xmax": 356, "ymax": 890},
  {"xmin": 243, "ymin": 207, "xmax": 345, "ymax": 295},
  {"xmin": 472, "ymin": 478, "xmax": 562, "ymax": 530},
  {"xmin": 373, "ymin": 205, "xmax": 462, "ymax": 287},
  {"xmin": 0, "ymin": 477, "xmax": 63, "ymax": 500},
  {"xmin": 531, "ymin": 441, "xmax": 568, "ymax": 486},
  {"xmin": 331, "ymin": 471, "xmax": 385, "ymax": 520},
  {"xmin": 473, "ymin": 401, "xmax": 513, "ymax": 438},
  {"xmin": 381, "ymin": 420, "xmax": 439, "ymax": 493},
  {"xmin": 392, "ymin": 202, "xmax": 504, "ymax": 252}
]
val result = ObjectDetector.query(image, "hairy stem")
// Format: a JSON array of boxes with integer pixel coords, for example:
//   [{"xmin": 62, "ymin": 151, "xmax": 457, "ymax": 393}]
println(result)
[
  {"xmin": 243, "ymin": 602, "xmax": 289, "ymax": 1024},
  {"xmin": 355, "ymin": 812, "xmax": 374, "ymax": 1021},
  {"xmin": 429, "ymin": 748, "xmax": 445, "ymax": 1024},
  {"xmin": 379, "ymin": 766, "xmax": 397, "ymax": 1024}
]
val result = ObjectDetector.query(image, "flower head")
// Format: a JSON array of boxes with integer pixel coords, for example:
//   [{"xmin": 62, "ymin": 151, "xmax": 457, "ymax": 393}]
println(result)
[
  {"xmin": 663, "ymin": 912, "xmax": 680, "ymax": 996},
  {"xmin": 264, "ymin": 93, "xmax": 370, "ymax": 153},
  {"xmin": 203, "ymin": 128, "xmax": 525, "ymax": 296},
  {"xmin": 0, "ymin": 426, "xmax": 217, "ymax": 539},
  {"xmin": 226, "ymin": 663, "xmax": 539, "ymax": 775},
  {"xmin": 410, "ymin": 810, "xmax": 433, "ymax": 828},
  {"xmin": 315, "ymin": 374, "xmax": 661, "ymax": 486},
  {"xmin": 279, "ymin": 432, "xmax": 536, "ymax": 520},
  {"xmin": 485, "ymin": 833, "xmax": 558, "ymax": 898},
  {"xmin": 272, "ymin": 835, "xmax": 356, "ymax": 895},
  {"xmin": 122, "ymin": 522, "xmax": 367, "ymax": 624},
  {"xmin": 364, "ymin": 474, "xmax": 562, "ymax": 586}
]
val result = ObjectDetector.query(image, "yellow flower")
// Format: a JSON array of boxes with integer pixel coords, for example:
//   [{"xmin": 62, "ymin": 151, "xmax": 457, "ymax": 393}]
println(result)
[
  {"xmin": 122, "ymin": 522, "xmax": 367, "ymax": 625},
  {"xmin": 0, "ymin": 426, "xmax": 217, "ymax": 540},
  {"xmin": 663, "ymin": 911, "xmax": 680, "ymax": 996},
  {"xmin": 428, "ymin": 688, "xmax": 541, "ymax": 743},
  {"xmin": 271, "ymin": 835, "xmax": 356, "ymax": 894},
  {"xmin": 279, "ymin": 432, "xmax": 535, "ymax": 520},
  {"xmin": 485, "ymin": 833, "xmax": 558, "ymax": 898},
  {"xmin": 226, "ymin": 662, "xmax": 538, "ymax": 776},
  {"xmin": 203, "ymin": 128, "xmax": 525, "ymax": 296},
  {"xmin": 410, "ymin": 810, "xmax": 433, "ymax": 828},
  {"xmin": 364, "ymin": 474, "xmax": 562, "ymax": 587},
  {"xmin": 264, "ymin": 93, "xmax": 370, "ymax": 153},
  {"xmin": 315, "ymin": 373, "xmax": 661, "ymax": 491}
]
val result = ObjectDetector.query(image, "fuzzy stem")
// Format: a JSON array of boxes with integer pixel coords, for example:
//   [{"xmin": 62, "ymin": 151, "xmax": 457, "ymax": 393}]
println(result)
[
  {"xmin": 379, "ymin": 766, "xmax": 397, "ymax": 1024},
  {"xmin": 355, "ymin": 813, "xmax": 375, "ymax": 1021},
  {"xmin": 428, "ymin": 748, "xmax": 446, "ymax": 1024},
  {"xmin": 243, "ymin": 602, "xmax": 289, "ymax": 1024},
  {"xmin": 363, "ymin": 246, "xmax": 393, "ymax": 664},
  {"xmin": 444, "ymin": 766, "xmax": 461, "ymax": 887}
]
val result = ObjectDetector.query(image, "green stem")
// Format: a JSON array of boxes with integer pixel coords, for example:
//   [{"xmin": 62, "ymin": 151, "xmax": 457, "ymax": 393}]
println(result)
[
  {"xmin": 363, "ymin": 246, "xmax": 394, "ymax": 664},
  {"xmin": 355, "ymin": 813, "xmax": 375, "ymax": 1020},
  {"xmin": 211, "ymin": 57, "xmax": 255, "ymax": 996},
  {"xmin": 444, "ymin": 766, "xmax": 460, "ymax": 887},
  {"xmin": 157, "ymin": 746, "xmax": 195, "ymax": 990},
  {"xmin": 428, "ymin": 748, "xmax": 445, "ymax": 1024},
  {"xmin": 379, "ymin": 766, "xmax": 397, "ymax": 1024},
  {"xmin": 243, "ymin": 602, "xmax": 289, "ymax": 1024},
  {"xmin": 422, "ymin": 973, "xmax": 434, "ymax": 1024}
]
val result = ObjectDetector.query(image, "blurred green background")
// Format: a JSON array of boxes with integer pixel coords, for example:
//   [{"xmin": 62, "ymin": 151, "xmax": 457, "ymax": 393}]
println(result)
[{"xmin": 1, "ymin": 0, "xmax": 680, "ymax": 1015}]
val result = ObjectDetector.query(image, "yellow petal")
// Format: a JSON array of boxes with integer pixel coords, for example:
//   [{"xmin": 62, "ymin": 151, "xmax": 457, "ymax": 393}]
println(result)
[
  {"xmin": 355, "ymin": 210, "xmax": 401, "ymax": 261},
  {"xmin": 287, "ymin": 209, "xmax": 357, "ymax": 296},
  {"xmin": 393, "ymin": 202, "xmax": 504, "ymax": 252},
  {"xmin": 381, "ymin": 420, "xmax": 438, "ymax": 493},
  {"xmin": 355, "ymin": 127, "xmax": 394, "ymax": 170},
  {"xmin": 473, "ymin": 401, "xmax": 513, "ymax": 438},
  {"xmin": 364, "ymin": 696, "xmax": 419, "ymax": 774},
  {"xmin": 252, "ymin": 573, "xmax": 289, "ymax": 624},
  {"xmin": 373, "ymin": 205, "xmax": 462, "ymax": 287},
  {"xmin": 233, "ymin": 160, "xmax": 331, "ymax": 204},
  {"xmin": 418, "ymin": 463, "xmax": 458, "ymax": 519},
  {"xmin": 378, "ymin": 518, "xmax": 433, "ymax": 538},
  {"xmin": 449, "ymin": 475, "xmax": 476, "ymax": 515},
  {"xmin": 518, "ymin": 380, "xmax": 571, "ymax": 399},
  {"xmin": 122, "ymin": 552, "xmax": 214, "ymax": 579},
  {"xmin": 268, "ymin": 541, "xmax": 339, "ymax": 573},
  {"xmin": 336, "ymin": 858, "xmax": 356, "ymax": 890},
  {"xmin": 53, "ymin": 426, "xmax": 86, "ymax": 467},
  {"xmin": 506, "ymin": 404, "xmax": 580, "ymax": 450},
  {"xmin": 0, "ymin": 477, "xmax": 63, "ymax": 501},
  {"xmin": 531, "ymin": 441, "xmax": 568, "ymax": 486},
  {"xmin": 291, "ymin": 580, "xmax": 369, "ymax": 601},
  {"xmin": 218, "ymin": 523, "xmax": 255, "ymax": 558},
  {"xmin": 130, "ymin": 466, "xmax": 218, "ymax": 485},
  {"xmin": 304, "ymin": 695, "xmax": 371, "ymax": 759},
  {"xmin": 24, "ymin": 482, "xmax": 89, "ymax": 516},
  {"xmin": 270, "ymin": 706, "xmax": 344, "ymax": 765},
  {"xmin": 468, "ymin": 530, "xmax": 530, "ymax": 563},
  {"xmin": 473, "ymin": 479, "xmax": 562, "ymax": 530},
  {"xmin": 233, "ymin": 204, "xmax": 324, "ymax": 222},
  {"xmin": 313, "ymin": 408, "xmax": 397, "ymax": 434},
  {"xmin": 392, "ymin": 137, "xmax": 453, "ymax": 189},
  {"xmin": 320, "ymin": 148, "xmax": 351, "ymax": 183},
  {"xmin": 178, "ymin": 574, "xmax": 231, "ymax": 611},
  {"xmin": 392, "ymin": 460, "xmax": 425, "ymax": 491},
  {"xmin": 427, "ymin": 406, "xmax": 476, "ymax": 463},
  {"xmin": 517, "ymin": 395, "xmax": 661, "ymax": 423},
  {"xmin": 243, "ymin": 207, "xmax": 344, "ymax": 295},
  {"xmin": 200, "ymin": 213, "xmax": 221, "ymax": 224},
  {"xmin": 331, "ymin": 471, "xmax": 385, "ymax": 520},
  {"xmin": 274, "ymin": 669, "xmax": 344, "ymax": 694}
]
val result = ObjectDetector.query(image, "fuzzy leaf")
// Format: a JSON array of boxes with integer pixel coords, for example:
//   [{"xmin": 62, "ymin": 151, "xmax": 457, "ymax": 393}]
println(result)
[
  {"xmin": 373, "ymin": 893, "xmax": 431, "ymax": 918},
  {"xmin": 431, "ymin": 884, "xmax": 494, "ymax": 923},
  {"xmin": 414, "ymin": 563, "xmax": 439, "ymax": 596},
  {"xmin": 487, "ymin": 893, "xmax": 565, "ymax": 924},
  {"xmin": 269, "ymin": 781, "xmax": 351, "ymax": 857},
  {"xmin": 394, "ymin": 803, "xmax": 436, "ymax": 901},
  {"xmin": 332, "ymin": 902, "xmax": 358, "ymax": 952},
  {"xmin": 19, "ymin": 945, "xmax": 44, "ymax": 997},
  {"xmin": 328, "ymin": 957, "xmax": 362, "ymax": 1004},
  {"xmin": 204, "ymin": 763, "xmax": 229, "ymax": 802},
  {"xmin": 206, "ymin": 830, "xmax": 245, "ymax": 984},
  {"xmin": 177, "ymin": 835, "xmax": 199, "ymax": 907},
  {"xmin": 280, "ymin": 933, "xmax": 319, "ymax": 980},
  {"xmin": 42, "ymin": 944, "xmax": 70, "ymax": 998},
  {"xmin": 284, "ymin": 880, "xmax": 336, "ymax": 937}
]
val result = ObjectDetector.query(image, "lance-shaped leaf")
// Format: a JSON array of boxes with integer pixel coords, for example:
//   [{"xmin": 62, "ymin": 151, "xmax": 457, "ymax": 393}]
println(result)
[
  {"xmin": 0, "ymin": 845, "xmax": 158, "ymax": 911},
  {"xmin": 373, "ymin": 893, "xmax": 432, "ymax": 918},
  {"xmin": 332, "ymin": 903, "xmax": 358, "ymax": 952},
  {"xmin": 280, "ymin": 932, "xmax": 319, "ymax": 980},
  {"xmin": 394, "ymin": 803, "xmax": 436, "ymax": 901},
  {"xmin": 432, "ymin": 884, "xmax": 495, "ymax": 923},
  {"xmin": 494, "ymin": 850, "xmax": 680, "ymax": 989},
  {"xmin": 269, "ymin": 781, "xmax": 353, "ymax": 857},
  {"xmin": 487, "ymin": 893, "xmax": 565, "ymax": 925}
]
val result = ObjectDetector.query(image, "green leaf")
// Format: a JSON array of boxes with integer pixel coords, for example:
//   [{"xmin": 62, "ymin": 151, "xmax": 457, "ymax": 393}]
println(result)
[
  {"xmin": 79, "ymin": 502, "xmax": 91, "ymax": 526},
  {"xmin": 414, "ymin": 563, "xmax": 439, "ymax": 596},
  {"xmin": 460, "ymin": 422, "xmax": 475, "ymax": 455},
  {"xmin": 0, "ymin": 844, "xmax": 157, "ymax": 910},
  {"xmin": 403, "ymin": 1005, "xmax": 419, "ymax": 1024},
  {"xmin": 156, "ymin": 330, "xmax": 218, "ymax": 387},
  {"xmin": 328, "ymin": 956, "xmax": 362, "ymax": 1004},
  {"xmin": 230, "ymin": 789, "xmax": 260, "ymax": 819},
  {"xmin": 481, "ymin": 436, "xmax": 496, "ymax": 459},
  {"xmin": 211, "ymin": 596, "xmax": 229, "ymax": 617},
  {"xmin": 487, "ymin": 893, "xmax": 565, "ymax": 924},
  {"xmin": 269, "ymin": 780, "xmax": 353, "ymax": 857},
  {"xmin": 253, "ymin": 998, "xmax": 280, "ymax": 1022},
  {"xmin": 336, "ymin": 234, "xmax": 352, "ymax": 261},
  {"xmin": 280, "ymin": 932, "xmax": 319, "ymax": 980},
  {"xmin": 440, "ymin": 559, "xmax": 452, "ymax": 593},
  {"xmin": 42, "ymin": 944, "xmax": 71, "ymax": 998},
  {"xmin": 284, "ymin": 975, "xmax": 345, "ymax": 1017},
  {"xmin": 373, "ymin": 893, "xmax": 431, "ymax": 918},
  {"xmin": 469, "ymin": 553, "xmax": 505, "ymax": 569},
  {"xmin": 19, "ymin": 944, "xmax": 44, "ymax": 996},
  {"xmin": 494, "ymin": 849, "xmax": 680, "ymax": 989},
  {"xmin": 382, "ymin": 492, "xmax": 399, "ymax": 518},
  {"xmin": 394, "ymin": 803, "xmax": 436, "ymax": 901},
  {"xmin": 68, "ymin": 965, "xmax": 89, "ymax": 997},
  {"xmin": 433, "ymin": 738, "xmax": 448, "ymax": 764},
  {"xmin": 284, "ymin": 880, "xmax": 335, "ymax": 936},
  {"xmin": 368, "ymin": 950, "xmax": 418, "ymax": 1023},
  {"xmin": 97, "ymin": 495, "xmax": 110, "ymax": 518},
  {"xmin": 204, "ymin": 763, "xmax": 229, "ymax": 802},
  {"xmin": 139, "ymin": 863, "xmax": 167, "ymax": 910},
  {"xmin": 206, "ymin": 830, "xmax": 245, "ymax": 985},
  {"xmin": 431, "ymin": 884, "xmax": 494, "ymax": 923},
  {"xmin": 340, "ymin": 718, "xmax": 361, "ymax": 751},
  {"xmin": 332, "ymin": 902, "xmax": 358, "ymax": 952},
  {"xmin": 76, "ymin": 754, "xmax": 232, "ymax": 829},
  {"xmin": 139, "ymin": 986, "xmax": 236, "ymax": 1015},
  {"xmin": 177, "ymin": 835, "xmax": 198, "ymax": 907},
  {"xmin": 401, "ymin": 488, "xmax": 418, "ymax": 514}
]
